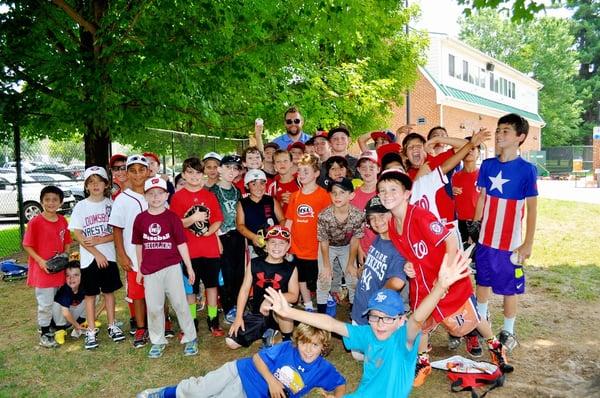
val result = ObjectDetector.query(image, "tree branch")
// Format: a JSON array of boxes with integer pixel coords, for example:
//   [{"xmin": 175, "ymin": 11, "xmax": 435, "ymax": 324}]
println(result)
[{"xmin": 52, "ymin": 0, "xmax": 97, "ymax": 35}]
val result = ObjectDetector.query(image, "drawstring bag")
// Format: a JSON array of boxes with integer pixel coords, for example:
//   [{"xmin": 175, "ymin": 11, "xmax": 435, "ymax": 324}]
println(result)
[{"xmin": 432, "ymin": 355, "xmax": 506, "ymax": 398}]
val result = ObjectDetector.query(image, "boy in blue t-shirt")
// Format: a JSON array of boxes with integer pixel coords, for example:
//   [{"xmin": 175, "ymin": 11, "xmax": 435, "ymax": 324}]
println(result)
[
  {"xmin": 264, "ymin": 252, "xmax": 473, "ymax": 398},
  {"xmin": 137, "ymin": 323, "xmax": 346, "ymax": 398}
]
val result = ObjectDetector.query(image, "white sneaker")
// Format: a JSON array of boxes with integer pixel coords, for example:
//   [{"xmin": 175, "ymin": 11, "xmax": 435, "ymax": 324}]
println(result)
[{"xmin": 71, "ymin": 328, "xmax": 84, "ymax": 338}]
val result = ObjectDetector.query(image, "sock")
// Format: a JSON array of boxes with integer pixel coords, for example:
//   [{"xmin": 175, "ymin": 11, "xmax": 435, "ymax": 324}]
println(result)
[
  {"xmin": 281, "ymin": 332, "xmax": 292, "ymax": 341},
  {"xmin": 164, "ymin": 386, "xmax": 177, "ymax": 398},
  {"xmin": 317, "ymin": 304, "xmax": 327, "ymax": 314},
  {"xmin": 476, "ymin": 301, "xmax": 489, "ymax": 320},
  {"xmin": 503, "ymin": 317, "xmax": 515, "ymax": 334},
  {"xmin": 207, "ymin": 305, "xmax": 218, "ymax": 320},
  {"xmin": 486, "ymin": 337, "xmax": 499, "ymax": 350},
  {"xmin": 304, "ymin": 301, "xmax": 314, "ymax": 310},
  {"xmin": 189, "ymin": 303, "xmax": 197, "ymax": 319},
  {"xmin": 128, "ymin": 302, "xmax": 136, "ymax": 317},
  {"xmin": 417, "ymin": 352, "xmax": 429, "ymax": 364}
]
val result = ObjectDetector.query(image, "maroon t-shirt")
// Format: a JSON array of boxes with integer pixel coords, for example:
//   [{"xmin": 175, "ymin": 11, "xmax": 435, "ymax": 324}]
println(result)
[{"xmin": 132, "ymin": 209, "xmax": 187, "ymax": 275}]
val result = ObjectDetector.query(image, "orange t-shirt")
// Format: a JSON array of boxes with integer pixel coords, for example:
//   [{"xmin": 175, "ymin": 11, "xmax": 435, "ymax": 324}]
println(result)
[{"xmin": 285, "ymin": 187, "xmax": 332, "ymax": 260}]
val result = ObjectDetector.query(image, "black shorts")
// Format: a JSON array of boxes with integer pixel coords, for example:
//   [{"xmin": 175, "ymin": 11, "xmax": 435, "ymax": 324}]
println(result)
[
  {"xmin": 81, "ymin": 260, "xmax": 123, "ymax": 296},
  {"xmin": 189, "ymin": 257, "xmax": 221, "ymax": 291},
  {"xmin": 228, "ymin": 312, "xmax": 277, "ymax": 347},
  {"xmin": 293, "ymin": 257, "xmax": 318, "ymax": 290}
]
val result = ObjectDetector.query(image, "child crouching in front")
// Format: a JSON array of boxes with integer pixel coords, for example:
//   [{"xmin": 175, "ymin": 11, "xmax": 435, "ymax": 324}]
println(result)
[
  {"xmin": 132, "ymin": 177, "xmax": 198, "ymax": 358},
  {"xmin": 137, "ymin": 323, "xmax": 346, "ymax": 398}
]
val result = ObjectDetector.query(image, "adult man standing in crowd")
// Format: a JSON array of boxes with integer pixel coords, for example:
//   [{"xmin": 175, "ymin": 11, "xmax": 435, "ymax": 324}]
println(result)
[{"xmin": 271, "ymin": 107, "xmax": 311, "ymax": 149}]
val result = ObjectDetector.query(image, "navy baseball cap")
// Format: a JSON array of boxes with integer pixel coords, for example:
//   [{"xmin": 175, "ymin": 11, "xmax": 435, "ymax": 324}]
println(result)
[
  {"xmin": 327, "ymin": 177, "xmax": 354, "ymax": 193},
  {"xmin": 363, "ymin": 288, "xmax": 405, "ymax": 317}
]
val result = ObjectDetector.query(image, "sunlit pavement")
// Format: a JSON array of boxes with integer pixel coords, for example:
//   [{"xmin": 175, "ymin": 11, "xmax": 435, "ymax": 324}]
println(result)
[{"xmin": 537, "ymin": 179, "xmax": 600, "ymax": 204}]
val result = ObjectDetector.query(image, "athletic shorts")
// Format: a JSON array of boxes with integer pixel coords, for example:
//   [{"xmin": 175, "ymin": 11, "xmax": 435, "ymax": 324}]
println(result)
[
  {"xmin": 181, "ymin": 265, "xmax": 194, "ymax": 295},
  {"xmin": 475, "ymin": 244, "xmax": 525, "ymax": 295},
  {"xmin": 81, "ymin": 261, "xmax": 123, "ymax": 296},
  {"xmin": 293, "ymin": 257, "xmax": 318, "ymax": 289},
  {"xmin": 227, "ymin": 312, "xmax": 276, "ymax": 348},
  {"xmin": 422, "ymin": 295, "xmax": 480, "ymax": 337},
  {"xmin": 189, "ymin": 257, "xmax": 221, "ymax": 291},
  {"xmin": 126, "ymin": 270, "xmax": 145, "ymax": 300}
]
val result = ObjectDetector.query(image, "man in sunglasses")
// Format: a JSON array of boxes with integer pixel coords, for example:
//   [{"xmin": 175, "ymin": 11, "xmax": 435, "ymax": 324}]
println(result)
[{"xmin": 270, "ymin": 106, "xmax": 311, "ymax": 150}]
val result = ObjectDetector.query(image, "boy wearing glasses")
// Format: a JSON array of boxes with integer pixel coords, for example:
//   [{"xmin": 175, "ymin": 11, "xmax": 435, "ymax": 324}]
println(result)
[
  {"xmin": 270, "ymin": 106, "xmax": 311, "ymax": 150},
  {"xmin": 226, "ymin": 226, "xmax": 299, "ymax": 349},
  {"xmin": 109, "ymin": 153, "xmax": 128, "ymax": 199},
  {"xmin": 264, "ymin": 252, "xmax": 473, "ymax": 398}
]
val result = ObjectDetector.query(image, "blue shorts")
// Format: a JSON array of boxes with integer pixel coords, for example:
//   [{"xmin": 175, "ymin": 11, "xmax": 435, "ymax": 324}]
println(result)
[{"xmin": 475, "ymin": 244, "xmax": 525, "ymax": 295}]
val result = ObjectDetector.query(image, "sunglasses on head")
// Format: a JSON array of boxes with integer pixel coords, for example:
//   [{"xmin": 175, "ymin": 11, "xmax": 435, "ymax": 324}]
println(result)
[
  {"xmin": 111, "ymin": 166, "xmax": 126, "ymax": 171},
  {"xmin": 266, "ymin": 227, "xmax": 291, "ymax": 240},
  {"xmin": 285, "ymin": 118, "xmax": 301, "ymax": 125}
]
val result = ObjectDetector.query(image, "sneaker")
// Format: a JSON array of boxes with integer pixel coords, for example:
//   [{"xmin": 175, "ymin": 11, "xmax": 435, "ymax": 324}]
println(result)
[
  {"xmin": 224, "ymin": 307, "xmax": 237, "ymax": 324},
  {"xmin": 133, "ymin": 328, "xmax": 148, "ymax": 349},
  {"xmin": 84, "ymin": 329, "xmax": 99, "ymax": 350},
  {"xmin": 108, "ymin": 324, "xmax": 126, "ymax": 342},
  {"xmin": 304, "ymin": 307, "xmax": 316, "ymax": 313},
  {"xmin": 498, "ymin": 330, "xmax": 519, "ymax": 353},
  {"xmin": 148, "ymin": 344, "xmax": 166, "ymax": 359},
  {"xmin": 448, "ymin": 335, "xmax": 461, "ymax": 350},
  {"xmin": 165, "ymin": 320, "xmax": 175, "ymax": 338},
  {"xmin": 130, "ymin": 317, "xmax": 137, "ymax": 336},
  {"xmin": 54, "ymin": 329, "xmax": 66, "ymax": 345},
  {"xmin": 465, "ymin": 333, "xmax": 483, "ymax": 358},
  {"xmin": 40, "ymin": 333, "xmax": 58, "ymax": 348},
  {"xmin": 71, "ymin": 328, "xmax": 84, "ymax": 339},
  {"xmin": 207, "ymin": 318, "xmax": 225, "ymax": 337},
  {"xmin": 413, "ymin": 357, "xmax": 432, "ymax": 387},
  {"xmin": 136, "ymin": 387, "xmax": 166, "ymax": 398},
  {"xmin": 261, "ymin": 328, "xmax": 279, "ymax": 348},
  {"xmin": 489, "ymin": 341, "xmax": 514, "ymax": 374},
  {"xmin": 183, "ymin": 339, "xmax": 198, "ymax": 356}
]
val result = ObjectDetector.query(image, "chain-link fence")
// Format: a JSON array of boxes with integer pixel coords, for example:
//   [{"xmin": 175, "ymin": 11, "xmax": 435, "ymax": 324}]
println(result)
[{"xmin": 0, "ymin": 130, "xmax": 249, "ymax": 259}]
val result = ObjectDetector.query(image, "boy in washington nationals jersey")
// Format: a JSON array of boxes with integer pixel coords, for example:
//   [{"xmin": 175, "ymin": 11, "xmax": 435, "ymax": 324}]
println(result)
[
  {"xmin": 377, "ymin": 169, "xmax": 512, "ymax": 387},
  {"xmin": 473, "ymin": 113, "xmax": 538, "ymax": 352}
]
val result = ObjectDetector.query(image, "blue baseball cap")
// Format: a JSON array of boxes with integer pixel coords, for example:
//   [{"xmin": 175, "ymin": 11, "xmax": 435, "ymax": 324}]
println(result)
[{"xmin": 362, "ymin": 288, "xmax": 405, "ymax": 317}]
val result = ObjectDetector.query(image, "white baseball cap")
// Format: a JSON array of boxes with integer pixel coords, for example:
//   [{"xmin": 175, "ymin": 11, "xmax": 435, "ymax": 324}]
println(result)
[
  {"xmin": 244, "ymin": 169, "xmax": 267, "ymax": 185},
  {"xmin": 84, "ymin": 166, "xmax": 108, "ymax": 181},
  {"xmin": 144, "ymin": 177, "xmax": 168, "ymax": 192},
  {"xmin": 126, "ymin": 154, "xmax": 149, "ymax": 168},
  {"xmin": 203, "ymin": 152, "xmax": 222, "ymax": 163}
]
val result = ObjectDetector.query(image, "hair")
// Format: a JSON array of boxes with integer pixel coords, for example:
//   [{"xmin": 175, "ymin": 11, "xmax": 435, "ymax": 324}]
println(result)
[
  {"xmin": 40, "ymin": 185, "xmax": 64, "ymax": 202},
  {"xmin": 84, "ymin": 174, "xmax": 111, "ymax": 198},
  {"xmin": 380, "ymin": 152, "xmax": 405, "ymax": 171},
  {"xmin": 498, "ymin": 113, "xmax": 529, "ymax": 145},
  {"xmin": 377, "ymin": 170, "xmax": 413, "ymax": 192},
  {"xmin": 324, "ymin": 156, "xmax": 350, "ymax": 178},
  {"xmin": 292, "ymin": 323, "xmax": 332, "ymax": 357},
  {"xmin": 273, "ymin": 149, "xmax": 293, "ymax": 161},
  {"xmin": 298, "ymin": 153, "xmax": 320, "ymax": 172},
  {"xmin": 174, "ymin": 173, "xmax": 184, "ymax": 187},
  {"xmin": 242, "ymin": 146, "xmax": 264, "ymax": 161},
  {"xmin": 143, "ymin": 152, "xmax": 160, "ymax": 165},
  {"xmin": 401, "ymin": 132, "xmax": 426, "ymax": 152},
  {"xmin": 284, "ymin": 106, "xmax": 302, "ymax": 120},
  {"xmin": 66, "ymin": 260, "xmax": 81, "ymax": 271},
  {"xmin": 427, "ymin": 126, "xmax": 447, "ymax": 140},
  {"xmin": 182, "ymin": 157, "xmax": 203, "ymax": 173},
  {"xmin": 464, "ymin": 136, "xmax": 483, "ymax": 151}
]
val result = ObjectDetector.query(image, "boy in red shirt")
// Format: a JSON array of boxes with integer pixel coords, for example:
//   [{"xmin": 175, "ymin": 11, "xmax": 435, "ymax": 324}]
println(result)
[
  {"xmin": 377, "ymin": 169, "xmax": 511, "ymax": 387},
  {"xmin": 267, "ymin": 149, "xmax": 301, "ymax": 214},
  {"xmin": 23, "ymin": 186, "xmax": 73, "ymax": 348},
  {"xmin": 170, "ymin": 157, "xmax": 225, "ymax": 336}
]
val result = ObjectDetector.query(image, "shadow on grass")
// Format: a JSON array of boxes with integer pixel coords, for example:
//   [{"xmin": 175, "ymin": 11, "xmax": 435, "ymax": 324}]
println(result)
[{"xmin": 528, "ymin": 264, "xmax": 600, "ymax": 301}]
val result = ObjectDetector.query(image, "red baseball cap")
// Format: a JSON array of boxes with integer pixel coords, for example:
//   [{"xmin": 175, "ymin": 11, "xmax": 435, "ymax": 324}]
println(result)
[
  {"xmin": 109, "ymin": 154, "xmax": 127, "ymax": 168},
  {"xmin": 287, "ymin": 142, "xmax": 306, "ymax": 152},
  {"xmin": 370, "ymin": 131, "xmax": 391, "ymax": 143},
  {"xmin": 143, "ymin": 152, "xmax": 160, "ymax": 165},
  {"xmin": 376, "ymin": 143, "xmax": 402, "ymax": 165}
]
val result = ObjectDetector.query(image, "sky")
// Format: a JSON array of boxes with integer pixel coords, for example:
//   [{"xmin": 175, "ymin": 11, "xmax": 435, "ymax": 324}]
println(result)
[{"xmin": 413, "ymin": 0, "xmax": 574, "ymax": 38}]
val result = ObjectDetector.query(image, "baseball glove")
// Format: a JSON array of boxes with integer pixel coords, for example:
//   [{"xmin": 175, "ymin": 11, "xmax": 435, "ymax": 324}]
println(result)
[{"xmin": 45, "ymin": 253, "xmax": 69, "ymax": 274}]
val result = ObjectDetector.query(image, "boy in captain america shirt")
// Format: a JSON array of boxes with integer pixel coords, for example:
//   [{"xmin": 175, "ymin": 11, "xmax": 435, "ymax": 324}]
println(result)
[{"xmin": 473, "ymin": 113, "xmax": 538, "ymax": 353}]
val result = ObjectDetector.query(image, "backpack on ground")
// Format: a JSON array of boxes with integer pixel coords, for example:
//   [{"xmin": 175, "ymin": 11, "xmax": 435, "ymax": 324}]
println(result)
[
  {"xmin": 432, "ymin": 355, "xmax": 506, "ymax": 398},
  {"xmin": 1, "ymin": 259, "xmax": 28, "ymax": 281}
]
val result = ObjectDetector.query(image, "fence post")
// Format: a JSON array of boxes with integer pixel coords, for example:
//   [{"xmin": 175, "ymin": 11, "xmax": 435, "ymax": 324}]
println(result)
[{"xmin": 13, "ymin": 121, "xmax": 25, "ymax": 240}]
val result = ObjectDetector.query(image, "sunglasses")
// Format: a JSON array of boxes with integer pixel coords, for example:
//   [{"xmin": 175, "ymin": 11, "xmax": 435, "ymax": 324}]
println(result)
[
  {"xmin": 266, "ymin": 227, "xmax": 291, "ymax": 240},
  {"xmin": 285, "ymin": 118, "xmax": 301, "ymax": 125},
  {"xmin": 111, "ymin": 166, "xmax": 126, "ymax": 171}
]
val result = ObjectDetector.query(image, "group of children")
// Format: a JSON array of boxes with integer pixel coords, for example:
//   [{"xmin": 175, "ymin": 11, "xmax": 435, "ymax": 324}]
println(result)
[{"xmin": 22, "ymin": 110, "xmax": 537, "ymax": 397}]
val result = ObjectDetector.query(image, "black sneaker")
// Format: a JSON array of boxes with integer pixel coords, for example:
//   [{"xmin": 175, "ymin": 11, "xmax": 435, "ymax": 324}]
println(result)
[
  {"xmin": 497, "ymin": 330, "xmax": 518, "ymax": 353},
  {"xmin": 133, "ymin": 328, "xmax": 148, "ymax": 349},
  {"xmin": 207, "ymin": 317, "xmax": 224, "ymax": 337},
  {"xmin": 108, "ymin": 324, "xmax": 126, "ymax": 342},
  {"xmin": 129, "ymin": 317, "xmax": 137, "ymax": 336},
  {"xmin": 84, "ymin": 329, "xmax": 99, "ymax": 350}
]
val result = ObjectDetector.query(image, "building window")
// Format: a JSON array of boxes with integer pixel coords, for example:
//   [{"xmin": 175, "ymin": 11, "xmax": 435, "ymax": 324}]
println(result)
[
  {"xmin": 490, "ymin": 72, "xmax": 495, "ymax": 91},
  {"xmin": 462, "ymin": 60, "xmax": 469, "ymax": 81},
  {"xmin": 449, "ymin": 54, "xmax": 455, "ymax": 77},
  {"xmin": 480, "ymin": 68, "xmax": 486, "ymax": 88},
  {"xmin": 511, "ymin": 82, "xmax": 516, "ymax": 99}
]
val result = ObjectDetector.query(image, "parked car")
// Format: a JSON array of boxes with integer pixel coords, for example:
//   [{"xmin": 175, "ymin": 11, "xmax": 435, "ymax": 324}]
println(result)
[
  {"xmin": 2, "ymin": 161, "xmax": 37, "ymax": 173},
  {"xmin": 64, "ymin": 164, "xmax": 85, "ymax": 180},
  {"xmin": 0, "ymin": 173, "xmax": 76, "ymax": 221},
  {"xmin": 28, "ymin": 173, "xmax": 84, "ymax": 201}
]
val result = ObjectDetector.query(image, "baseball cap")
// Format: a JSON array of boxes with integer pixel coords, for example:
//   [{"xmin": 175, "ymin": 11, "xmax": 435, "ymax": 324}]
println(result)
[
  {"xmin": 357, "ymin": 150, "xmax": 378, "ymax": 167},
  {"xmin": 109, "ymin": 154, "xmax": 127, "ymax": 168},
  {"xmin": 203, "ymin": 152, "xmax": 222, "ymax": 163},
  {"xmin": 328, "ymin": 124, "xmax": 350, "ymax": 139},
  {"xmin": 377, "ymin": 143, "xmax": 402, "ymax": 164},
  {"xmin": 365, "ymin": 195, "xmax": 388, "ymax": 215},
  {"xmin": 314, "ymin": 130, "xmax": 329, "ymax": 140},
  {"xmin": 362, "ymin": 288, "xmax": 405, "ymax": 317},
  {"xmin": 305, "ymin": 136, "xmax": 316, "ymax": 146},
  {"xmin": 380, "ymin": 152, "xmax": 404, "ymax": 171},
  {"xmin": 265, "ymin": 225, "xmax": 291, "ymax": 242},
  {"xmin": 244, "ymin": 169, "xmax": 267, "ymax": 185},
  {"xmin": 143, "ymin": 152, "xmax": 160, "ymax": 164},
  {"xmin": 144, "ymin": 176, "xmax": 168, "ymax": 192},
  {"xmin": 370, "ymin": 131, "xmax": 391, "ymax": 143},
  {"xmin": 221, "ymin": 154, "xmax": 242, "ymax": 167},
  {"xmin": 327, "ymin": 177, "xmax": 354, "ymax": 193},
  {"xmin": 264, "ymin": 142, "xmax": 280, "ymax": 151},
  {"xmin": 378, "ymin": 168, "xmax": 412, "ymax": 191},
  {"xmin": 126, "ymin": 154, "xmax": 149, "ymax": 168},
  {"xmin": 287, "ymin": 142, "xmax": 306, "ymax": 152},
  {"xmin": 83, "ymin": 166, "xmax": 108, "ymax": 181}
]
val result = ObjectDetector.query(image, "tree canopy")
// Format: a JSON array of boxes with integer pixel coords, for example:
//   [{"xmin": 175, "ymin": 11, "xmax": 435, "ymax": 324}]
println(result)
[
  {"xmin": 459, "ymin": 9, "xmax": 583, "ymax": 146},
  {"xmin": 0, "ymin": 1, "xmax": 427, "ymax": 165}
]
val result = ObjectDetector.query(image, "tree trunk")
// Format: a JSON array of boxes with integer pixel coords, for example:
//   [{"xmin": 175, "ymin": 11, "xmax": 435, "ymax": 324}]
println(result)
[{"xmin": 84, "ymin": 123, "xmax": 110, "ymax": 168}]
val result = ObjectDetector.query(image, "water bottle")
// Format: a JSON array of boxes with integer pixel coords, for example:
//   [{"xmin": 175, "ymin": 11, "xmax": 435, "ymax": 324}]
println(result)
[{"xmin": 326, "ymin": 294, "xmax": 337, "ymax": 317}]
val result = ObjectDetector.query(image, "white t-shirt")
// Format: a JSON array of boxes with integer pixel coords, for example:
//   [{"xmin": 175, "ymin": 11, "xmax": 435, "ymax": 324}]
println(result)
[
  {"xmin": 69, "ymin": 197, "xmax": 116, "ymax": 268},
  {"xmin": 108, "ymin": 189, "xmax": 148, "ymax": 272},
  {"xmin": 410, "ymin": 166, "xmax": 448, "ymax": 222}
]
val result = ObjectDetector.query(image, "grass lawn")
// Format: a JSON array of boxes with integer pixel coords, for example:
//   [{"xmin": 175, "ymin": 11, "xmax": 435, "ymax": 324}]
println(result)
[
  {"xmin": 0, "ymin": 226, "xmax": 21, "ymax": 259},
  {"xmin": 0, "ymin": 197, "xmax": 598, "ymax": 397}
]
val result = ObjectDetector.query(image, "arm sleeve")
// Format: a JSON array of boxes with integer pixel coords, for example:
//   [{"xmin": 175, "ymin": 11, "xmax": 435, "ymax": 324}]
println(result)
[
  {"xmin": 352, "ymin": 209, "xmax": 365, "ymax": 239},
  {"xmin": 342, "ymin": 323, "xmax": 368, "ymax": 351},
  {"xmin": 22, "ymin": 216, "xmax": 37, "ymax": 247},
  {"xmin": 316, "ymin": 211, "xmax": 328, "ymax": 242},
  {"xmin": 385, "ymin": 251, "xmax": 407, "ymax": 282},
  {"xmin": 524, "ymin": 163, "xmax": 539, "ymax": 197},
  {"xmin": 416, "ymin": 210, "xmax": 450, "ymax": 247},
  {"xmin": 169, "ymin": 193, "xmax": 184, "ymax": 218},
  {"xmin": 476, "ymin": 160, "xmax": 489, "ymax": 189}
]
